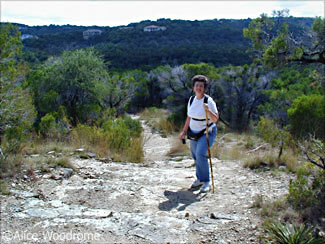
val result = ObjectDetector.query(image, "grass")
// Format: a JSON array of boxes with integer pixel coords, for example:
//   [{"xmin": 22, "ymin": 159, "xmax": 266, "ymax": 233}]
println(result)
[
  {"xmin": 211, "ymin": 139, "xmax": 246, "ymax": 160},
  {"xmin": 167, "ymin": 138, "xmax": 190, "ymax": 157},
  {"xmin": 243, "ymin": 149, "xmax": 300, "ymax": 173},
  {"xmin": 264, "ymin": 222, "xmax": 324, "ymax": 244},
  {"xmin": 125, "ymin": 136, "xmax": 144, "ymax": 163},
  {"xmin": 0, "ymin": 154, "xmax": 24, "ymax": 177},
  {"xmin": 0, "ymin": 179, "xmax": 10, "ymax": 195},
  {"xmin": 139, "ymin": 107, "xmax": 178, "ymax": 136},
  {"xmin": 22, "ymin": 140, "xmax": 75, "ymax": 156}
]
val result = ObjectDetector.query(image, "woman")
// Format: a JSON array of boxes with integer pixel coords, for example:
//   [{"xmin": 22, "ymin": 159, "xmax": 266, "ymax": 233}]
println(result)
[{"xmin": 179, "ymin": 75, "xmax": 219, "ymax": 192}]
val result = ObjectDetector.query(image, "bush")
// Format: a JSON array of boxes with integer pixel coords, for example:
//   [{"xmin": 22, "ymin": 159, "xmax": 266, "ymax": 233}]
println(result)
[
  {"xmin": 39, "ymin": 113, "xmax": 56, "ymax": 137},
  {"xmin": 265, "ymin": 222, "xmax": 324, "ymax": 244},
  {"xmin": 103, "ymin": 117, "xmax": 142, "ymax": 152},
  {"xmin": 0, "ymin": 154, "xmax": 24, "ymax": 177},
  {"xmin": 139, "ymin": 107, "xmax": 178, "ymax": 136},
  {"xmin": 244, "ymin": 150, "xmax": 299, "ymax": 173},
  {"xmin": 243, "ymin": 153, "xmax": 277, "ymax": 170},
  {"xmin": 71, "ymin": 116, "xmax": 143, "ymax": 162},
  {"xmin": 288, "ymin": 94, "xmax": 325, "ymax": 140},
  {"xmin": 288, "ymin": 168, "xmax": 325, "ymax": 221}
]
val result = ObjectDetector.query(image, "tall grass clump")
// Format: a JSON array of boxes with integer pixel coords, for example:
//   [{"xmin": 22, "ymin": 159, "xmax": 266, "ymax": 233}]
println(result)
[
  {"xmin": 264, "ymin": 222, "xmax": 324, "ymax": 244},
  {"xmin": 71, "ymin": 115, "xmax": 143, "ymax": 162},
  {"xmin": 139, "ymin": 107, "xmax": 178, "ymax": 136},
  {"xmin": 288, "ymin": 167, "xmax": 325, "ymax": 224}
]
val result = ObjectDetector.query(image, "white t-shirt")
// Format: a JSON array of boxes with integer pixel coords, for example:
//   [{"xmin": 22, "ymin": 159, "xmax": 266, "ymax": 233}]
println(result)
[{"xmin": 187, "ymin": 95, "xmax": 218, "ymax": 132}]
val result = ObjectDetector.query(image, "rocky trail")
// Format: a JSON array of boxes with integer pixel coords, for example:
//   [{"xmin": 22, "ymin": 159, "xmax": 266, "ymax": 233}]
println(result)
[{"xmin": 1, "ymin": 117, "xmax": 292, "ymax": 243}]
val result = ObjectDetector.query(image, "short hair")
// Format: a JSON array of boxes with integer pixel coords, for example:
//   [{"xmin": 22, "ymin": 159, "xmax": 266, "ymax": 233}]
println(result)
[{"xmin": 191, "ymin": 75, "xmax": 209, "ymax": 88}]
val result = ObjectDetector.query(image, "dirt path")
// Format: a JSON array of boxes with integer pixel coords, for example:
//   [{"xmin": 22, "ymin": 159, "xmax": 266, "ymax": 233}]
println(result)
[{"xmin": 0, "ymin": 119, "xmax": 292, "ymax": 243}]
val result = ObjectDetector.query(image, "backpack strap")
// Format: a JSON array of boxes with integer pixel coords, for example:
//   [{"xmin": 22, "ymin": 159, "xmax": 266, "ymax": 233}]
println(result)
[
  {"xmin": 189, "ymin": 95, "xmax": 195, "ymax": 106},
  {"xmin": 204, "ymin": 95, "xmax": 208, "ymax": 104},
  {"xmin": 189, "ymin": 95, "xmax": 208, "ymax": 107},
  {"xmin": 190, "ymin": 95, "xmax": 210, "ymax": 122}
]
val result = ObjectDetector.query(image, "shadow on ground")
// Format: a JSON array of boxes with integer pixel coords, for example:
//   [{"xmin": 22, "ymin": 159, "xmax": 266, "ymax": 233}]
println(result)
[{"xmin": 158, "ymin": 188, "xmax": 203, "ymax": 211}]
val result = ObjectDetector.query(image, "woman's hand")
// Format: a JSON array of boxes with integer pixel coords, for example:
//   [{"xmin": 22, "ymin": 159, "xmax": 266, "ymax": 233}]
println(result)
[
  {"xmin": 204, "ymin": 103, "xmax": 219, "ymax": 123},
  {"xmin": 179, "ymin": 131, "xmax": 186, "ymax": 140},
  {"xmin": 203, "ymin": 103, "xmax": 209, "ymax": 113}
]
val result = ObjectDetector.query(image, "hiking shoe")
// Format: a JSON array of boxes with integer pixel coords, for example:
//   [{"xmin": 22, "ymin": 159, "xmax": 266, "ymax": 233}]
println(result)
[
  {"xmin": 191, "ymin": 179, "xmax": 203, "ymax": 188},
  {"xmin": 200, "ymin": 182, "xmax": 211, "ymax": 193}
]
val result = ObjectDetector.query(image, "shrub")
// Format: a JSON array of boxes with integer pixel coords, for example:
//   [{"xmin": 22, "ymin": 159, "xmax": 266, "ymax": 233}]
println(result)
[
  {"xmin": 71, "ymin": 116, "xmax": 143, "ymax": 162},
  {"xmin": 265, "ymin": 222, "xmax": 324, "ymax": 244},
  {"xmin": 0, "ymin": 154, "xmax": 24, "ymax": 177},
  {"xmin": 288, "ymin": 168, "xmax": 325, "ymax": 221},
  {"xmin": 243, "ymin": 153, "xmax": 277, "ymax": 170},
  {"xmin": 126, "ymin": 136, "xmax": 144, "ymax": 163},
  {"xmin": 140, "ymin": 107, "xmax": 178, "ymax": 136},
  {"xmin": 39, "ymin": 113, "xmax": 56, "ymax": 137},
  {"xmin": 288, "ymin": 94, "xmax": 325, "ymax": 140},
  {"xmin": 0, "ymin": 180, "xmax": 9, "ymax": 195}
]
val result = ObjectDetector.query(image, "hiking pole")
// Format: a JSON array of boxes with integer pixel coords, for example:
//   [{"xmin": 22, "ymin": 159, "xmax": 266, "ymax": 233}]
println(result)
[{"xmin": 204, "ymin": 104, "xmax": 215, "ymax": 193}]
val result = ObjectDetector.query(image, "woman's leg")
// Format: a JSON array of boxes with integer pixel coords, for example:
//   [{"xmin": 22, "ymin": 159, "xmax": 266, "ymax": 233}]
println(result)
[
  {"xmin": 190, "ymin": 139, "xmax": 200, "ymax": 180},
  {"xmin": 195, "ymin": 127, "xmax": 217, "ymax": 182}
]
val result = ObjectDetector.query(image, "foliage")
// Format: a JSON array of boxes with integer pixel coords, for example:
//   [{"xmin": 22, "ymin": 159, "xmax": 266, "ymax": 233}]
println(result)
[
  {"xmin": 213, "ymin": 64, "xmax": 276, "ymax": 131},
  {"xmin": 0, "ymin": 23, "xmax": 36, "ymax": 153},
  {"xmin": 38, "ymin": 108, "xmax": 71, "ymax": 139},
  {"xmin": 265, "ymin": 222, "xmax": 324, "ymax": 244},
  {"xmin": 28, "ymin": 48, "xmax": 109, "ymax": 126},
  {"xmin": 257, "ymin": 116, "xmax": 292, "ymax": 159},
  {"xmin": 288, "ymin": 94, "xmax": 325, "ymax": 140},
  {"xmin": 153, "ymin": 65, "xmax": 192, "ymax": 122},
  {"xmin": 244, "ymin": 10, "xmax": 324, "ymax": 66},
  {"xmin": 312, "ymin": 17, "xmax": 325, "ymax": 49},
  {"xmin": 257, "ymin": 117, "xmax": 292, "ymax": 147},
  {"xmin": 288, "ymin": 167, "xmax": 325, "ymax": 219},
  {"xmin": 260, "ymin": 67, "xmax": 322, "ymax": 126},
  {"xmin": 20, "ymin": 18, "xmax": 254, "ymax": 70},
  {"xmin": 95, "ymin": 71, "xmax": 137, "ymax": 116},
  {"xmin": 298, "ymin": 137, "xmax": 325, "ymax": 170},
  {"xmin": 71, "ymin": 116, "xmax": 143, "ymax": 162}
]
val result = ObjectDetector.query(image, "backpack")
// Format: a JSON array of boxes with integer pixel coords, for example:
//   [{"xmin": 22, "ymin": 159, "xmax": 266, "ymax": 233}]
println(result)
[
  {"xmin": 189, "ymin": 95, "xmax": 218, "ymax": 123},
  {"xmin": 189, "ymin": 95, "xmax": 228, "ymax": 127},
  {"xmin": 187, "ymin": 95, "xmax": 213, "ymax": 141}
]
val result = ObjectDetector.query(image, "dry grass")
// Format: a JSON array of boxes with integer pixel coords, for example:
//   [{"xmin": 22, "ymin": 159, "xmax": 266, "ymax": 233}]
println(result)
[
  {"xmin": 243, "ymin": 152, "xmax": 277, "ymax": 169},
  {"xmin": 167, "ymin": 138, "xmax": 190, "ymax": 157},
  {"xmin": 243, "ymin": 149, "xmax": 300, "ymax": 173},
  {"xmin": 0, "ymin": 154, "xmax": 25, "ymax": 177},
  {"xmin": 22, "ymin": 140, "xmax": 75, "ymax": 156},
  {"xmin": 125, "ymin": 136, "xmax": 144, "ymax": 163},
  {"xmin": 139, "ymin": 107, "xmax": 178, "ymax": 137},
  {"xmin": 211, "ymin": 137, "xmax": 246, "ymax": 161},
  {"xmin": 0, "ymin": 179, "xmax": 10, "ymax": 195}
]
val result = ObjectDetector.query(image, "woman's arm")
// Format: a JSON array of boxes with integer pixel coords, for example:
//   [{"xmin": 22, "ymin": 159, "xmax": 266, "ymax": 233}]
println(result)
[
  {"xmin": 179, "ymin": 116, "xmax": 191, "ymax": 140},
  {"xmin": 204, "ymin": 104, "xmax": 219, "ymax": 123}
]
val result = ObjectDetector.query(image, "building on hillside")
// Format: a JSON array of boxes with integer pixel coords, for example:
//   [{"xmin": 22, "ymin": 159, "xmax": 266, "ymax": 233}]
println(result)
[
  {"xmin": 20, "ymin": 34, "xmax": 38, "ymax": 40},
  {"xmin": 119, "ymin": 26, "xmax": 134, "ymax": 30},
  {"xmin": 83, "ymin": 29, "xmax": 103, "ymax": 40},
  {"xmin": 143, "ymin": 25, "xmax": 167, "ymax": 32}
]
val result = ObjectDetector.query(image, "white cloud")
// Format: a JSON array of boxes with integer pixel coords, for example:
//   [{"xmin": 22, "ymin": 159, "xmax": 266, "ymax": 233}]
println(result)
[{"xmin": 1, "ymin": 1, "xmax": 323, "ymax": 26}]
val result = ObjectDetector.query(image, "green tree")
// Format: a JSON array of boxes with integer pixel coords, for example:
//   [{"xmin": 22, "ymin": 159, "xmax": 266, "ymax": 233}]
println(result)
[
  {"xmin": 94, "ymin": 71, "xmax": 136, "ymax": 116},
  {"xmin": 244, "ymin": 10, "xmax": 325, "ymax": 66},
  {"xmin": 214, "ymin": 64, "xmax": 275, "ymax": 131},
  {"xmin": 29, "ymin": 48, "xmax": 108, "ymax": 126},
  {"xmin": 288, "ymin": 94, "xmax": 325, "ymax": 140},
  {"xmin": 0, "ymin": 24, "xmax": 36, "ymax": 152},
  {"xmin": 260, "ymin": 67, "xmax": 322, "ymax": 126},
  {"xmin": 257, "ymin": 116, "xmax": 292, "ymax": 159}
]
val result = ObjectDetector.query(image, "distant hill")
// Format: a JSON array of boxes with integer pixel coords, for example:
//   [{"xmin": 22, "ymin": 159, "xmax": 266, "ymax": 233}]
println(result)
[{"xmin": 11, "ymin": 17, "xmax": 315, "ymax": 70}]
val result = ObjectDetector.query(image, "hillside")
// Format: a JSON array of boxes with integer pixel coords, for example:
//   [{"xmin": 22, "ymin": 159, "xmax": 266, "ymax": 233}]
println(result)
[{"xmin": 14, "ymin": 17, "xmax": 315, "ymax": 70}]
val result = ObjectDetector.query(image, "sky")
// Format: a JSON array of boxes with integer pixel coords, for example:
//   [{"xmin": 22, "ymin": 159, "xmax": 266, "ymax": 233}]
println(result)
[{"xmin": 1, "ymin": 1, "xmax": 324, "ymax": 27}]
